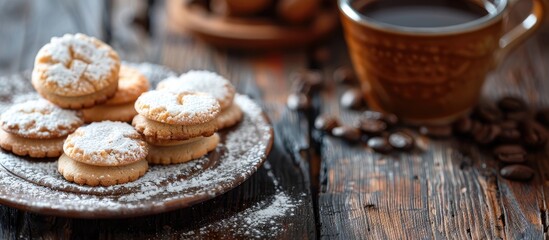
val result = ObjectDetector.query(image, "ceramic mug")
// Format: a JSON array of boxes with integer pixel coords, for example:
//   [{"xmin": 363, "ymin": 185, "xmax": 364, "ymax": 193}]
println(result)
[{"xmin": 339, "ymin": 0, "xmax": 547, "ymax": 124}]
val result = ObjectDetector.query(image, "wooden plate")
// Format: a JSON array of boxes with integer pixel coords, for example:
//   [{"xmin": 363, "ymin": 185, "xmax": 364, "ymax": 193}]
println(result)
[
  {"xmin": 0, "ymin": 63, "xmax": 274, "ymax": 218},
  {"xmin": 167, "ymin": 0, "xmax": 339, "ymax": 49}
]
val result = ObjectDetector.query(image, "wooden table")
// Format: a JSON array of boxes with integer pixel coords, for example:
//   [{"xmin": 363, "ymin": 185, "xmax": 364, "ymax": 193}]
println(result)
[{"xmin": 1, "ymin": 0, "xmax": 549, "ymax": 239}]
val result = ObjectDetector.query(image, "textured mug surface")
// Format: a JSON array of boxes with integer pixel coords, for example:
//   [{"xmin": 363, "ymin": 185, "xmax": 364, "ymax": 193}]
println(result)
[{"xmin": 339, "ymin": 0, "xmax": 545, "ymax": 124}]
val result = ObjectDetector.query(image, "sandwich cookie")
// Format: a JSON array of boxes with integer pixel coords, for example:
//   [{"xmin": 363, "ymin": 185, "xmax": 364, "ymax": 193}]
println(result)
[
  {"xmin": 156, "ymin": 70, "xmax": 243, "ymax": 129},
  {"xmin": 32, "ymin": 33, "xmax": 120, "ymax": 109},
  {"xmin": 58, "ymin": 121, "xmax": 149, "ymax": 186},
  {"xmin": 0, "ymin": 99, "xmax": 83, "ymax": 158}
]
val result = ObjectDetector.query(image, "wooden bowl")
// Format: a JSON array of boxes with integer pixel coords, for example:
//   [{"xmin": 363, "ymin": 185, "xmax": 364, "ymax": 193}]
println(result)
[{"xmin": 167, "ymin": 0, "xmax": 339, "ymax": 49}]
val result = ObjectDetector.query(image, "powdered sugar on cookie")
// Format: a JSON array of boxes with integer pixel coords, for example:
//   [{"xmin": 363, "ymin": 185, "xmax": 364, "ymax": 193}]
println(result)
[
  {"xmin": 157, "ymin": 70, "xmax": 236, "ymax": 109},
  {"xmin": 32, "ymin": 33, "xmax": 120, "ymax": 96},
  {"xmin": 0, "ymin": 99, "xmax": 83, "ymax": 139},
  {"xmin": 135, "ymin": 90, "xmax": 220, "ymax": 125},
  {"xmin": 63, "ymin": 121, "xmax": 148, "ymax": 166}
]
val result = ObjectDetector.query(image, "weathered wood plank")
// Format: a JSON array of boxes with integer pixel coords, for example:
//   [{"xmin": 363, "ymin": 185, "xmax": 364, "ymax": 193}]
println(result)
[{"xmin": 318, "ymin": 32, "xmax": 549, "ymax": 239}]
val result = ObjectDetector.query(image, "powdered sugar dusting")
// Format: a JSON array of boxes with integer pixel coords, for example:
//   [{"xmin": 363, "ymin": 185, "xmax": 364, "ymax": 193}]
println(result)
[
  {"xmin": 63, "ymin": 121, "xmax": 147, "ymax": 166},
  {"xmin": 157, "ymin": 70, "xmax": 236, "ymax": 109},
  {"xmin": 135, "ymin": 90, "xmax": 220, "ymax": 125},
  {"xmin": 33, "ymin": 33, "xmax": 119, "ymax": 96},
  {"xmin": 0, "ymin": 94, "xmax": 273, "ymax": 217},
  {"xmin": 0, "ymin": 99, "xmax": 83, "ymax": 138}
]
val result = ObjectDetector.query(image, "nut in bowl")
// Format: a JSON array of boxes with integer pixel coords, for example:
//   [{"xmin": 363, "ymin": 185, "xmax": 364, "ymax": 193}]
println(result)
[{"xmin": 339, "ymin": 0, "xmax": 547, "ymax": 124}]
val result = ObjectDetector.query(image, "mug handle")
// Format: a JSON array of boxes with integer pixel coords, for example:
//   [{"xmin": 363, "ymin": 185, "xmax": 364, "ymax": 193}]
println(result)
[{"xmin": 498, "ymin": 0, "xmax": 547, "ymax": 60}]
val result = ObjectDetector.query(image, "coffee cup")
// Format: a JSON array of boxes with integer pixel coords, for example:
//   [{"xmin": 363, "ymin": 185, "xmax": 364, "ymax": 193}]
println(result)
[{"xmin": 339, "ymin": 0, "xmax": 547, "ymax": 124}]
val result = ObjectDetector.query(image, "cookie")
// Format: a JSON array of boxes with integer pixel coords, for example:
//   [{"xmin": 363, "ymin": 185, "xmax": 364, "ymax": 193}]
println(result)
[
  {"xmin": 217, "ymin": 103, "xmax": 243, "ymax": 129},
  {"xmin": 132, "ymin": 114, "xmax": 217, "ymax": 141},
  {"xmin": 58, "ymin": 154, "xmax": 148, "ymax": 187},
  {"xmin": 146, "ymin": 134, "xmax": 220, "ymax": 165},
  {"xmin": 0, "ymin": 129, "xmax": 64, "ymax": 158},
  {"xmin": 135, "ymin": 90, "xmax": 220, "ymax": 125},
  {"xmin": 63, "ymin": 121, "xmax": 148, "ymax": 167},
  {"xmin": 81, "ymin": 65, "xmax": 149, "ymax": 122},
  {"xmin": 1, "ymin": 99, "xmax": 83, "ymax": 139},
  {"xmin": 32, "ymin": 33, "xmax": 120, "ymax": 109},
  {"xmin": 156, "ymin": 70, "xmax": 236, "ymax": 110}
]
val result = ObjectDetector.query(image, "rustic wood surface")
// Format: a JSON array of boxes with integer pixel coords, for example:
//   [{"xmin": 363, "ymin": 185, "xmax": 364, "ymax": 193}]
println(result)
[{"xmin": 1, "ymin": 0, "xmax": 549, "ymax": 239}]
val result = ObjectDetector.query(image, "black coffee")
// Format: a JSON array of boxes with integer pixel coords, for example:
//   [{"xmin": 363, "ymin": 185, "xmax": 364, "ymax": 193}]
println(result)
[{"xmin": 358, "ymin": 0, "xmax": 490, "ymax": 28}]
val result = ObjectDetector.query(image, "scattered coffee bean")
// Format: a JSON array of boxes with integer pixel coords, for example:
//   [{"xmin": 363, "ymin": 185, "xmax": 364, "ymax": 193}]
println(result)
[
  {"xmin": 361, "ymin": 110, "xmax": 398, "ymax": 126},
  {"xmin": 500, "ymin": 120, "xmax": 518, "ymax": 129},
  {"xmin": 333, "ymin": 66, "xmax": 356, "ymax": 85},
  {"xmin": 520, "ymin": 120, "xmax": 548, "ymax": 149},
  {"xmin": 498, "ymin": 128, "xmax": 521, "ymax": 143},
  {"xmin": 473, "ymin": 124, "xmax": 501, "ymax": 145},
  {"xmin": 475, "ymin": 105, "xmax": 503, "ymax": 123},
  {"xmin": 287, "ymin": 93, "xmax": 310, "ymax": 110},
  {"xmin": 419, "ymin": 125, "xmax": 453, "ymax": 138},
  {"xmin": 331, "ymin": 125, "xmax": 362, "ymax": 142},
  {"xmin": 367, "ymin": 136, "xmax": 393, "ymax": 153},
  {"xmin": 388, "ymin": 131, "xmax": 414, "ymax": 151},
  {"xmin": 341, "ymin": 88, "xmax": 365, "ymax": 110},
  {"xmin": 493, "ymin": 145, "xmax": 527, "ymax": 164},
  {"xmin": 357, "ymin": 118, "xmax": 387, "ymax": 135},
  {"xmin": 314, "ymin": 115, "xmax": 339, "ymax": 132},
  {"xmin": 505, "ymin": 111, "xmax": 529, "ymax": 121},
  {"xmin": 500, "ymin": 164, "xmax": 534, "ymax": 181},
  {"xmin": 536, "ymin": 109, "xmax": 549, "ymax": 128},
  {"xmin": 453, "ymin": 117, "xmax": 473, "ymax": 135},
  {"xmin": 498, "ymin": 96, "xmax": 527, "ymax": 112}
]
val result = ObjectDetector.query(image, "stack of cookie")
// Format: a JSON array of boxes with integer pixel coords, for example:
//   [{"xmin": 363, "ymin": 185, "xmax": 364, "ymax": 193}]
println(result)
[
  {"xmin": 0, "ymin": 100, "xmax": 83, "ymax": 158},
  {"xmin": 132, "ymin": 90, "xmax": 221, "ymax": 165},
  {"xmin": 156, "ymin": 70, "xmax": 243, "ymax": 129},
  {"xmin": 58, "ymin": 121, "xmax": 149, "ymax": 186},
  {"xmin": 32, "ymin": 33, "xmax": 120, "ymax": 109},
  {"xmin": 81, "ymin": 65, "xmax": 150, "ymax": 122}
]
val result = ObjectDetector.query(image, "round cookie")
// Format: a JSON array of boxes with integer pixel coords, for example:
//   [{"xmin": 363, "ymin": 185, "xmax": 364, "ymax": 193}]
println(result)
[
  {"xmin": 0, "ymin": 129, "xmax": 65, "ymax": 158},
  {"xmin": 217, "ymin": 103, "xmax": 243, "ymax": 129},
  {"xmin": 58, "ymin": 154, "xmax": 148, "ymax": 187},
  {"xmin": 63, "ymin": 121, "xmax": 148, "ymax": 167},
  {"xmin": 135, "ymin": 90, "xmax": 220, "ymax": 125},
  {"xmin": 147, "ymin": 134, "xmax": 220, "ymax": 165},
  {"xmin": 132, "ymin": 114, "xmax": 217, "ymax": 141},
  {"xmin": 1, "ymin": 99, "xmax": 83, "ymax": 139},
  {"xmin": 32, "ymin": 33, "xmax": 120, "ymax": 109},
  {"xmin": 81, "ymin": 65, "xmax": 150, "ymax": 122},
  {"xmin": 156, "ymin": 70, "xmax": 236, "ymax": 110}
]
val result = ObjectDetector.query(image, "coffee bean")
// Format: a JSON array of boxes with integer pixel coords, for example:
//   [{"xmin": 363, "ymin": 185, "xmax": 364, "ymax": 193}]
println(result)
[
  {"xmin": 287, "ymin": 93, "xmax": 311, "ymax": 110},
  {"xmin": 493, "ymin": 145, "xmax": 527, "ymax": 164},
  {"xmin": 331, "ymin": 126, "xmax": 362, "ymax": 142},
  {"xmin": 498, "ymin": 96, "xmax": 528, "ymax": 112},
  {"xmin": 505, "ymin": 111, "xmax": 529, "ymax": 121},
  {"xmin": 498, "ymin": 128, "xmax": 521, "ymax": 143},
  {"xmin": 453, "ymin": 117, "xmax": 473, "ymax": 134},
  {"xmin": 333, "ymin": 66, "xmax": 356, "ymax": 85},
  {"xmin": 361, "ymin": 110, "xmax": 398, "ymax": 126},
  {"xmin": 473, "ymin": 124, "xmax": 501, "ymax": 145},
  {"xmin": 520, "ymin": 120, "xmax": 548, "ymax": 149},
  {"xmin": 500, "ymin": 164, "xmax": 534, "ymax": 181},
  {"xmin": 388, "ymin": 131, "xmax": 414, "ymax": 151},
  {"xmin": 470, "ymin": 120, "xmax": 484, "ymax": 134},
  {"xmin": 277, "ymin": 0, "xmax": 319, "ymax": 24},
  {"xmin": 367, "ymin": 136, "xmax": 393, "ymax": 153},
  {"xmin": 357, "ymin": 118, "xmax": 387, "ymax": 135},
  {"xmin": 341, "ymin": 88, "xmax": 365, "ymax": 110},
  {"xmin": 314, "ymin": 115, "xmax": 339, "ymax": 132},
  {"xmin": 419, "ymin": 125, "xmax": 453, "ymax": 138},
  {"xmin": 500, "ymin": 120, "xmax": 518, "ymax": 129},
  {"xmin": 475, "ymin": 105, "xmax": 503, "ymax": 123},
  {"xmin": 536, "ymin": 109, "xmax": 549, "ymax": 128}
]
